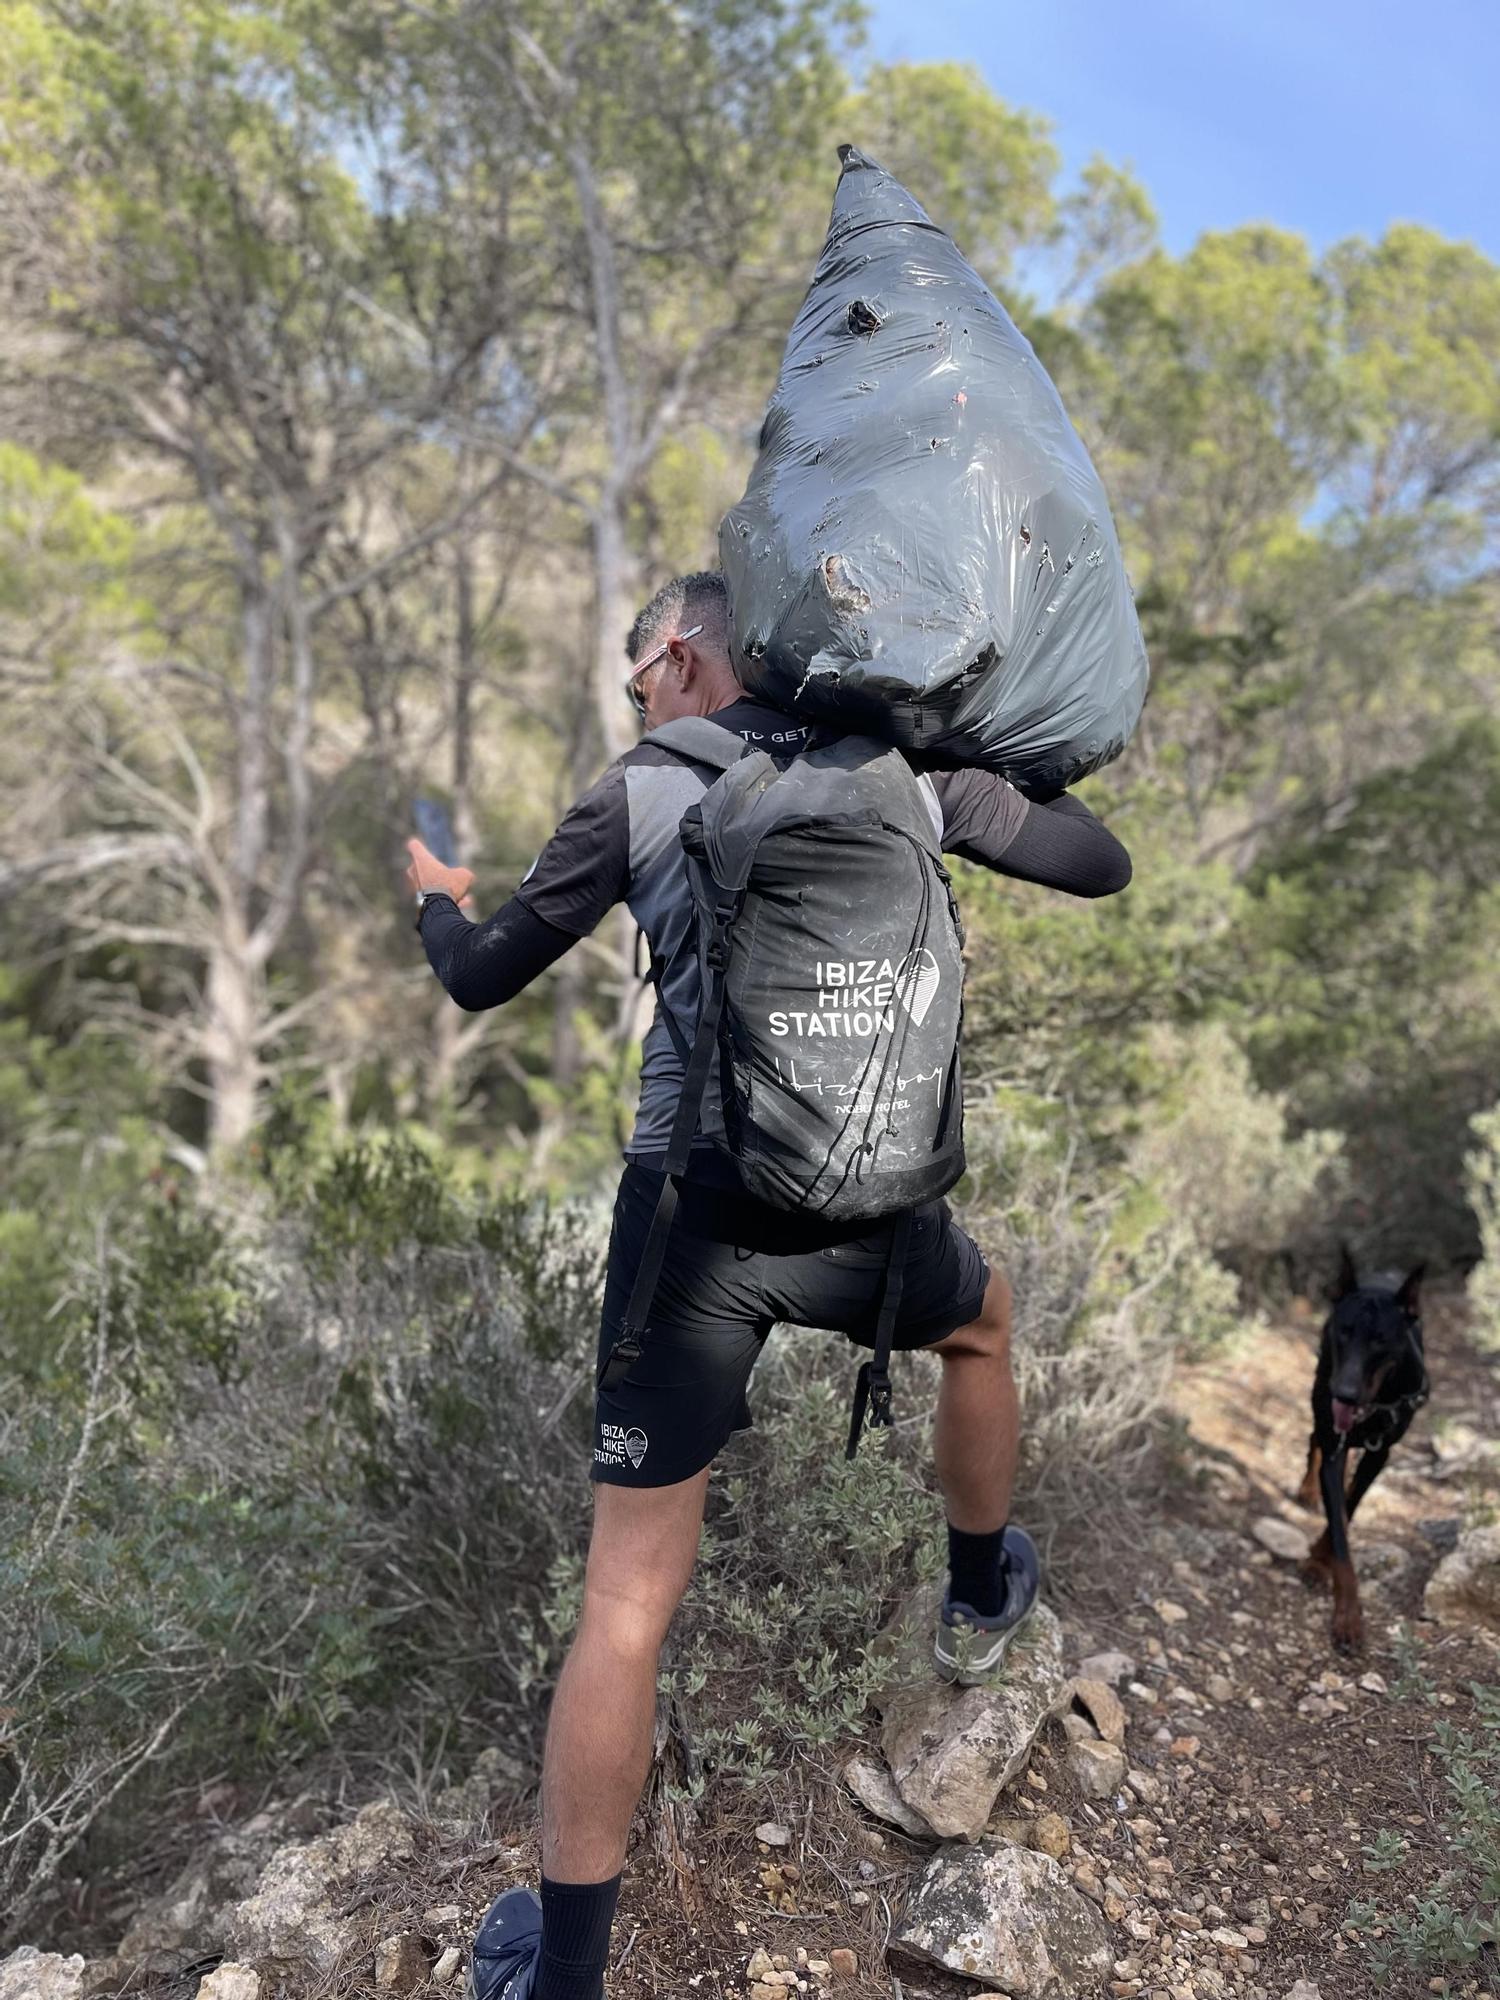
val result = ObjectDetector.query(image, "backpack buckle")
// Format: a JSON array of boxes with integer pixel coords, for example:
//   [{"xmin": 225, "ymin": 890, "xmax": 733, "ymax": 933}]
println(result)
[
  {"xmin": 868, "ymin": 1369, "xmax": 894, "ymax": 1428},
  {"xmin": 705, "ymin": 896, "xmax": 741, "ymax": 969}
]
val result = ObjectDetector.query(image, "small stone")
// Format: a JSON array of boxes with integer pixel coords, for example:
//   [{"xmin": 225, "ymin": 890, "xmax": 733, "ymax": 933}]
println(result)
[
  {"xmin": 751, "ymin": 1983, "xmax": 781, "ymax": 2000},
  {"xmin": 1205, "ymin": 1675, "xmax": 1234, "ymax": 1703},
  {"xmin": 196, "ymin": 1970, "xmax": 260, "ymax": 2000},
  {"xmin": 433, "ymin": 1948, "xmax": 462, "ymax": 1985},
  {"xmin": 1033, "ymin": 1811, "xmax": 1071, "ymax": 1859},
  {"xmin": 1282, "ymin": 1984, "xmax": 1322, "ymax": 2000},
  {"xmin": 374, "ymin": 1934, "xmax": 428, "ymax": 1996},
  {"xmin": 422, "ymin": 1905, "xmax": 463, "ymax": 1928},
  {"xmin": 747, "ymin": 1949, "xmax": 775, "ymax": 1982},
  {"xmin": 1127, "ymin": 1768, "xmax": 1163, "ymax": 1806},
  {"xmin": 829, "ymin": 1948, "xmax": 858, "ymax": 1979},
  {"xmin": 806, "ymin": 1962, "xmax": 832, "ymax": 1981},
  {"xmin": 1169, "ymin": 1736, "xmax": 1200, "ymax": 1759},
  {"xmin": 1359, "ymin": 1671, "xmax": 1389, "ymax": 1695},
  {"xmin": 1253, "ymin": 1516, "xmax": 1313, "ymax": 1562},
  {"xmin": 1154, "ymin": 1601, "xmax": 1189, "ymax": 1626},
  {"xmin": 1062, "ymin": 1676, "xmax": 1129, "ymax": 1746},
  {"xmin": 1296, "ymin": 1904, "xmax": 1325, "ymax": 1929},
  {"xmin": 1210, "ymin": 1929, "xmax": 1248, "ymax": 1950},
  {"xmin": 1070, "ymin": 1737, "xmax": 1129, "ymax": 1799},
  {"xmin": 756, "ymin": 1822, "xmax": 793, "ymax": 1847},
  {"xmin": 1080, "ymin": 1650, "xmax": 1137, "ymax": 1687}
]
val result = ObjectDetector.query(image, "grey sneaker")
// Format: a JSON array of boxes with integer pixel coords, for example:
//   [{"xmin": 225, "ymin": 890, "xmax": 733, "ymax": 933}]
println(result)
[{"xmin": 934, "ymin": 1525, "xmax": 1041, "ymax": 1683}]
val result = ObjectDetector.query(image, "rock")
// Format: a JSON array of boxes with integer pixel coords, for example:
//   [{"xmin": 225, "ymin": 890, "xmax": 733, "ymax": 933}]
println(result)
[
  {"xmin": 1359, "ymin": 1671, "xmax": 1389, "ymax": 1695},
  {"xmin": 1251, "ymin": 1517, "xmax": 1310, "ymax": 1562},
  {"xmin": 879, "ymin": 1593, "xmax": 1067, "ymax": 1841},
  {"xmin": 842, "ymin": 1755, "xmax": 935, "ymax": 1838},
  {"xmin": 1205, "ymin": 1674, "xmax": 1234, "ymax": 1703},
  {"xmin": 1059, "ymin": 1711, "xmax": 1095, "ymax": 1742},
  {"xmin": 829, "ymin": 1948, "xmax": 858, "ymax": 1979},
  {"xmin": 1424, "ymin": 1524, "xmax": 1500, "ymax": 1634},
  {"xmin": 1418, "ymin": 1515, "xmax": 1461, "ymax": 1551},
  {"xmin": 195, "ymin": 1968, "xmax": 260, "ymax": 2000},
  {"xmin": 374, "ymin": 1934, "xmax": 428, "ymax": 1995},
  {"xmin": 896, "ymin": 1842, "xmax": 1112, "ymax": 1995},
  {"xmin": 1282, "ymin": 1984, "xmax": 1322, "ymax": 2000},
  {"xmin": 1359, "ymin": 1538, "xmax": 1410, "ymax": 1583},
  {"xmin": 1078, "ymin": 1650, "xmax": 1136, "ymax": 1688},
  {"xmin": 118, "ymin": 1808, "xmax": 295, "ymax": 1969},
  {"xmin": 1058, "ymin": 1676, "xmax": 1127, "ymax": 1746},
  {"xmin": 433, "ymin": 1947, "xmax": 462, "ymax": 1985},
  {"xmin": 1032, "ymin": 1812, "xmax": 1071, "ymax": 1860},
  {"xmin": 990, "ymin": 1810, "xmax": 1070, "ymax": 1860},
  {"xmin": 0, "ymin": 1951, "xmax": 87, "ymax": 2000},
  {"xmin": 1126, "ymin": 1768, "xmax": 1162, "ymax": 1806},
  {"xmin": 746, "ymin": 1949, "xmax": 775, "ymax": 1982},
  {"xmin": 1152, "ymin": 1601, "xmax": 1188, "ymax": 1626},
  {"xmin": 421, "ymin": 1904, "xmax": 462, "ymax": 1929},
  {"xmin": 1067, "ymin": 1737, "xmax": 1128, "ymax": 1799},
  {"xmin": 224, "ymin": 1800, "xmax": 416, "ymax": 1971},
  {"xmin": 755, "ymin": 1821, "xmax": 792, "ymax": 1848}
]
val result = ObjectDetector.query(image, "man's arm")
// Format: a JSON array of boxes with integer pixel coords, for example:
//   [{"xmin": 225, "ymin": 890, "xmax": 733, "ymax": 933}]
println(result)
[
  {"xmin": 417, "ymin": 893, "xmax": 578, "ymax": 1011},
  {"xmin": 412, "ymin": 763, "xmax": 633, "ymax": 1010},
  {"xmin": 929, "ymin": 768, "xmax": 1132, "ymax": 897}
]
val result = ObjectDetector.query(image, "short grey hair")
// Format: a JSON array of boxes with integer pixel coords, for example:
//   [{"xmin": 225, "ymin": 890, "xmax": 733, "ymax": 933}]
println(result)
[{"xmin": 626, "ymin": 571, "xmax": 731, "ymax": 665}]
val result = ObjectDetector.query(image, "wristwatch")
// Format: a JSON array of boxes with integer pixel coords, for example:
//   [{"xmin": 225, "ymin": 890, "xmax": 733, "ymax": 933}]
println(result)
[{"xmin": 413, "ymin": 887, "xmax": 454, "ymax": 930}]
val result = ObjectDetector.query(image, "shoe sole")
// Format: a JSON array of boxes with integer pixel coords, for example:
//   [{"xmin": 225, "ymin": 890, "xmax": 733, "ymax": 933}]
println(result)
[{"xmin": 934, "ymin": 1598, "xmax": 1036, "ymax": 1684}]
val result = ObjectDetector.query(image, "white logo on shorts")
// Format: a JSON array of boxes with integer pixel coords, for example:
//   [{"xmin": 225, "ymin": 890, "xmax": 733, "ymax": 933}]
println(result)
[{"xmin": 624, "ymin": 1428, "xmax": 649, "ymax": 1468}]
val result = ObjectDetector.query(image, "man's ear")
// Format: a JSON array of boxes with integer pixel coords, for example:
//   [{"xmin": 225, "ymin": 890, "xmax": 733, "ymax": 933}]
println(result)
[
  {"xmin": 1396, "ymin": 1265, "xmax": 1425, "ymax": 1314},
  {"xmin": 668, "ymin": 638, "xmax": 697, "ymax": 684},
  {"xmin": 1332, "ymin": 1244, "xmax": 1359, "ymax": 1301}
]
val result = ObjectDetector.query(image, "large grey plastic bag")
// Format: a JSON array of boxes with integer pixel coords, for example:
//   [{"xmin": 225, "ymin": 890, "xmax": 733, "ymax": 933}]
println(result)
[{"xmin": 720, "ymin": 146, "xmax": 1148, "ymax": 792}]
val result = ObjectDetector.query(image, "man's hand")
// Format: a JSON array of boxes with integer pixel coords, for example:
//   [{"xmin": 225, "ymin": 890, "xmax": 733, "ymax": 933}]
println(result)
[{"xmin": 404, "ymin": 837, "xmax": 475, "ymax": 910}]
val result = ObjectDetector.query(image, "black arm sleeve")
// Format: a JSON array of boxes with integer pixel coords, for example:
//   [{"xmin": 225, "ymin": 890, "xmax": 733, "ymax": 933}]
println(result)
[
  {"xmin": 418, "ymin": 894, "xmax": 577, "ymax": 1011},
  {"xmin": 930, "ymin": 768, "xmax": 1132, "ymax": 897},
  {"xmin": 990, "ymin": 792, "xmax": 1132, "ymax": 897}
]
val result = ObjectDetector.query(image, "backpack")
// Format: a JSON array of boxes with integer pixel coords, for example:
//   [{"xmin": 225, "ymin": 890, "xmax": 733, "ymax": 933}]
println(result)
[{"xmin": 598, "ymin": 717, "xmax": 967, "ymax": 1454}]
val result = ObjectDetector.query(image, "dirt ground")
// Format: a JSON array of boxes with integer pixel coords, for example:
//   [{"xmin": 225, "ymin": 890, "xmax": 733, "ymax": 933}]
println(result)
[{"xmin": 126, "ymin": 1295, "xmax": 1499, "ymax": 2000}]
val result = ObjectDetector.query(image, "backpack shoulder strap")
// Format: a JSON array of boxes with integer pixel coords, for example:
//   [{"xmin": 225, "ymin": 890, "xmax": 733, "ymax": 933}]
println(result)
[{"xmin": 648, "ymin": 716, "xmax": 748, "ymax": 772}]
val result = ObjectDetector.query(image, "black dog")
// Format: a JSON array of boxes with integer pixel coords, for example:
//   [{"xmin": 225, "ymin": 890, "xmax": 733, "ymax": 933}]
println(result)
[{"xmin": 1297, "ymin": 1249, "xmax": 1427, "ymax": 1651}]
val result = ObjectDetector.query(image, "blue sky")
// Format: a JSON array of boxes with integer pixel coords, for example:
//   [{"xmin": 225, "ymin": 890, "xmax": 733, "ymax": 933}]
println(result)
[{"xmin": 865, "ymin": 0, "xmax": 1500, "ymax": 263}]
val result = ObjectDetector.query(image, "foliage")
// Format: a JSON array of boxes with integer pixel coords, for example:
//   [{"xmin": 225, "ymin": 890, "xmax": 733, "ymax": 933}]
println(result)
[
  {"xmin": 1347, "ymin": 1662, "xmax": 1500, "ymax": 1988},
  {"xmin": 1463, "ymin": 1107, "xmax": 1500, "ymax": 1354}
]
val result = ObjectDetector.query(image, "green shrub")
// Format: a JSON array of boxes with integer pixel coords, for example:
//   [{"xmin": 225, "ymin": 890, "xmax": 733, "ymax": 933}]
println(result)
[
  {"xmin": 1464, "ymin": 1105, "xmax": 1500, "ymax": 1353},
  {"xmin": 1347, "ymin": 1670, "xmax": 1500, "ymax": 1986}
]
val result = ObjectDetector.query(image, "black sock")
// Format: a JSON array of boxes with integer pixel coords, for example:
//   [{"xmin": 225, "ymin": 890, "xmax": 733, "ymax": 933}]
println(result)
[
  {"xmin": 536, "ymin": 1872, "xmax": 621, "ymax": 2000},
  {"xmin": 947, "ymin": 1522, "xmax": 1010, "ymax": 1618}
]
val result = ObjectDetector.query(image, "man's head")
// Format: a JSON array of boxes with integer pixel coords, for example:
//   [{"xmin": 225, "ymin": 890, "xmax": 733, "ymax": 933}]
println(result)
[{"xmin": 625, "ymin": 572, "xmax": 741, "ymax": 730}]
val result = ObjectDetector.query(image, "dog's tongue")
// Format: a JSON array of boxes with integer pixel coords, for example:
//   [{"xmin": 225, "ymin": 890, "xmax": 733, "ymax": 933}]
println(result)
[{"xmin": 1332, "ymin": 1397, "xmax": 1359, "ymax": 1434}]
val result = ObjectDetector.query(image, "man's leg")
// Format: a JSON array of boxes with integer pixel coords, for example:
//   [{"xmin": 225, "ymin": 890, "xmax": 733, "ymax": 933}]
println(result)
[
  {"xmin": 927, "ymin": 1269, "xmax": 1036, "ymax": 1676},
  {"xmin": 930, "ymin": 1269, "xmax": 1017, "ymax": 1532},
  {"xmin": 542, "ymin": 1469, "xmax": 710, "ymax": 1877},
  {"xmin": 528, "ymin": 1470, "xmax": 710, "ymax": 2000}
]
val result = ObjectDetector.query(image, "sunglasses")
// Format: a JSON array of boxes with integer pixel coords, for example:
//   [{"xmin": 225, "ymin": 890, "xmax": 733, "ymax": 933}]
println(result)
[{"xmin": 624, "ymin": 623, "xmax": 704, "ymax": 721}]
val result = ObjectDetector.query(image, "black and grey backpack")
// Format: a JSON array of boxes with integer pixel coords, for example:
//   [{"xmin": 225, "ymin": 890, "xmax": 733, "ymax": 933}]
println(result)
[{"xmin": 599, "ymin": 719, "xmax": 967, "ymax": 1453}]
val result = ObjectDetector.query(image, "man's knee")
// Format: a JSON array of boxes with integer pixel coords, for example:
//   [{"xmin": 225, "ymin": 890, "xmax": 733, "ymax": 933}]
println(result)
[
  {"xmin": 576, "ymin": 1472, "xmax": 708, "ymax": 1658},
  {"xmin": 936, "ymin": 1269, "xmax": 1012, "ymax": 1364}
]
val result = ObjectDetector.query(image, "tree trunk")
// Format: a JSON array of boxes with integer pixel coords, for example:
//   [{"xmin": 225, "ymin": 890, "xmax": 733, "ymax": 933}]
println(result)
[{"xmin": 204, "ymin": 935, "xmax": 261, "ymax": 1156}]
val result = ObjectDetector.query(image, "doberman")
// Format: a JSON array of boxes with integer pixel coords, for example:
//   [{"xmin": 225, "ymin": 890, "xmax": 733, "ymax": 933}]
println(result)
[{"xmin": 1297, "ymin": 1248, "xmax": 1427, "ymax": 1651}]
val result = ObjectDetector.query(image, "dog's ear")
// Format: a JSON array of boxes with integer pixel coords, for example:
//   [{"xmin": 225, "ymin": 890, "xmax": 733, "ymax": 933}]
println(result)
[
  {"xmin": 1332, "ymin": 1244, "xmax": 1359, "ymax": 1301},
  {"xmin": 1396, "ymin": 1264, "xmax": 1425, "ymax": 1314}
]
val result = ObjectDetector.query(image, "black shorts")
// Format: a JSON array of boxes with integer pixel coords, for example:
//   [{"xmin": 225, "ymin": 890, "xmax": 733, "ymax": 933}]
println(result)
[{"xmin": 592, "ymin": 1163, "xmax": 989, "ymax": 1487}]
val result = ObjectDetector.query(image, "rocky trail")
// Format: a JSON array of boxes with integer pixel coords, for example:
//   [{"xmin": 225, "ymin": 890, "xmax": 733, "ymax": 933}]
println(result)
[{"xmin": 6, "ymin": 1295, "xmax": 1496, "ymax": 2000}]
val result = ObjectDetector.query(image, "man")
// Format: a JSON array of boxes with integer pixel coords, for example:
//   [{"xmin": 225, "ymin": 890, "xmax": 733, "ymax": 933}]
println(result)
[{"xmin": 405, "ymin": 572, "xmax": 1132, "ymax": 2000}]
